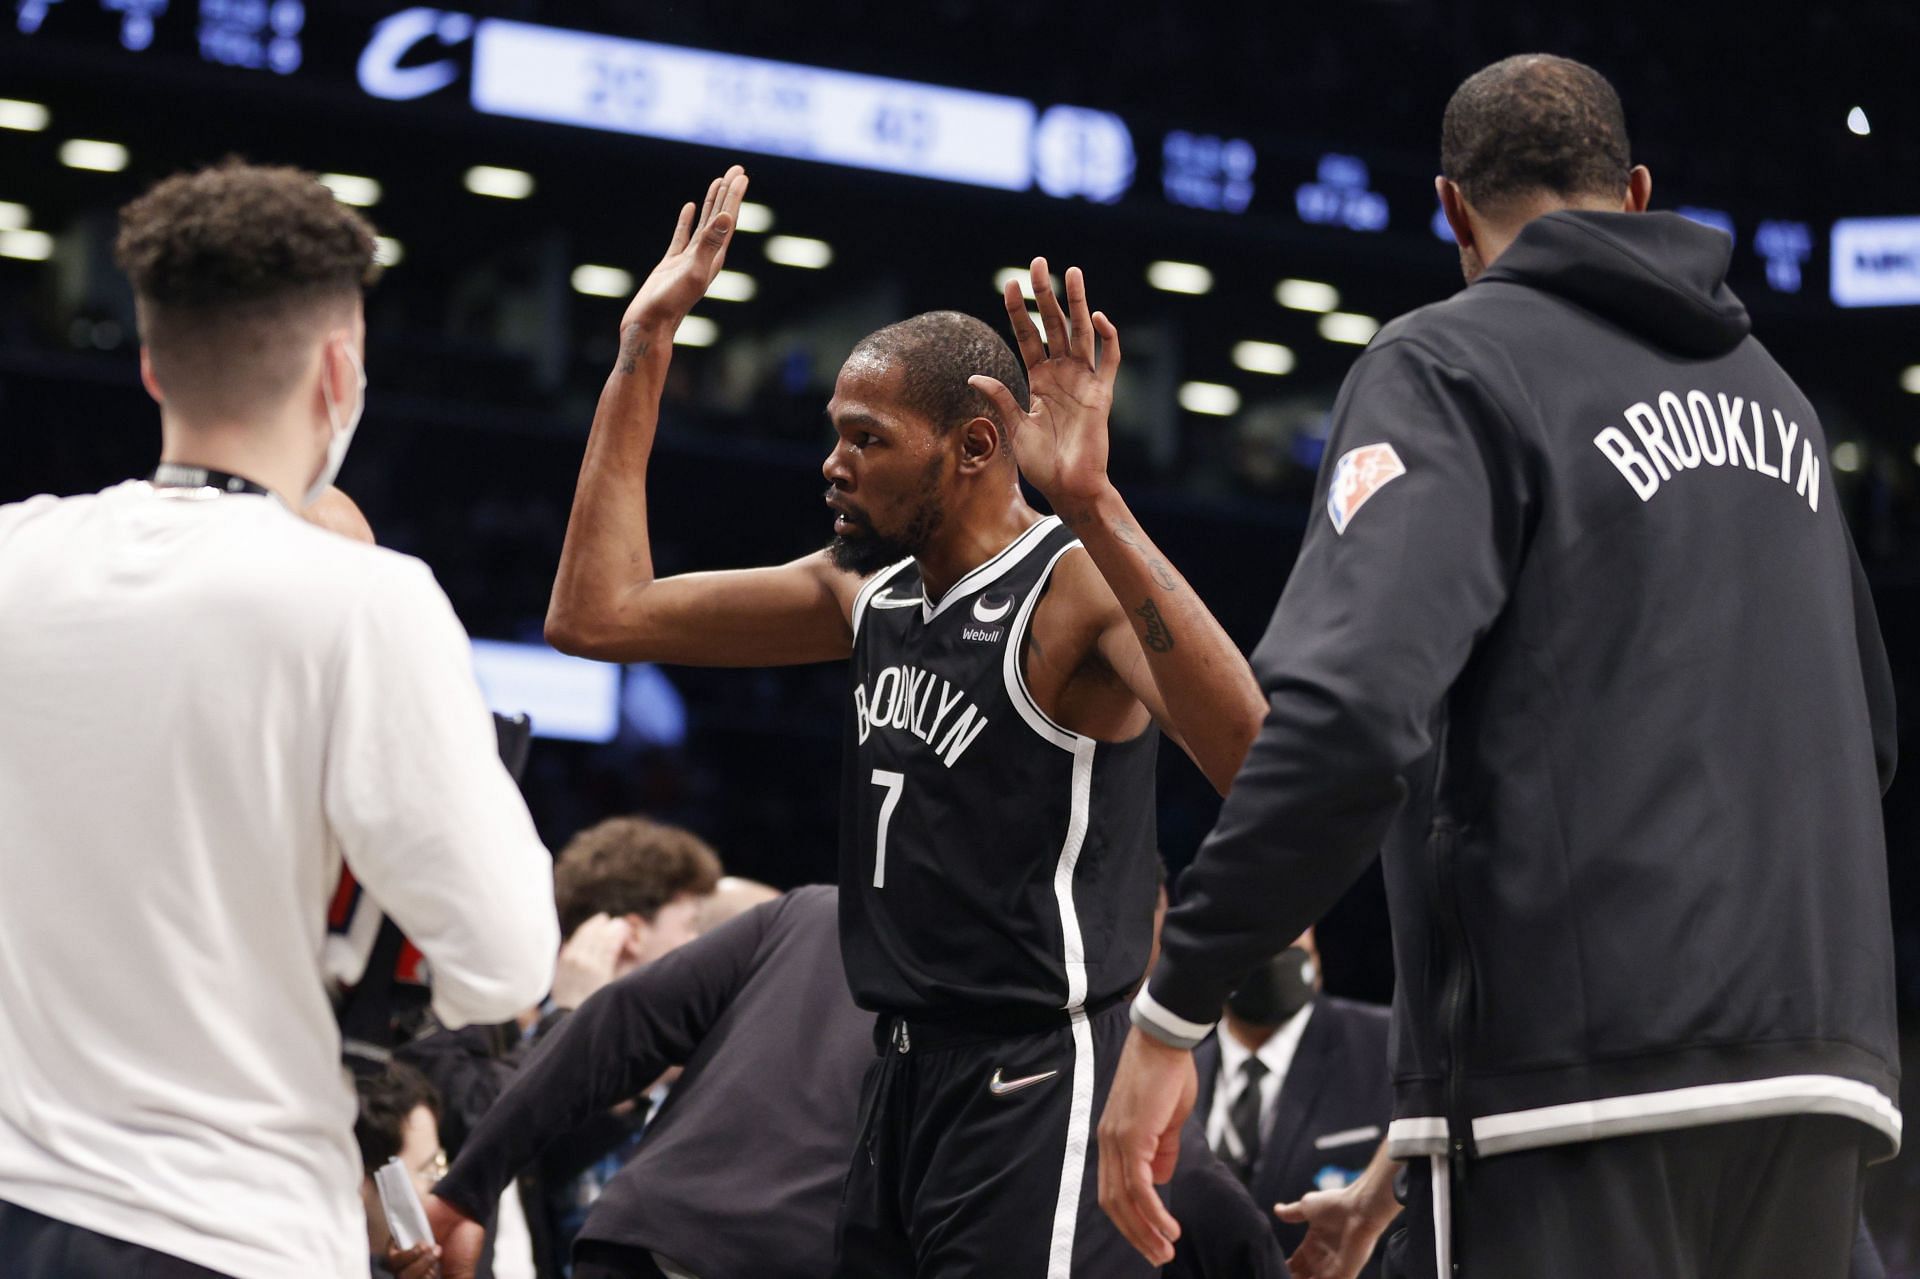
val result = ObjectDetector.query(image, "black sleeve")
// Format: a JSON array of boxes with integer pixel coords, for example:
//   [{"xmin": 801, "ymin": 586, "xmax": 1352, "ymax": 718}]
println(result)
[
  {"xmin": 1140, "ymin": 340, "xmax": 1525, "ymax": 1038},
  {"xmin": 432, "ymin": 895, "xmax": 779, "ymax": 1220},
  {"xmin": 1844, "ymin": 523, "xmax": 1898, "ymax": 796}
]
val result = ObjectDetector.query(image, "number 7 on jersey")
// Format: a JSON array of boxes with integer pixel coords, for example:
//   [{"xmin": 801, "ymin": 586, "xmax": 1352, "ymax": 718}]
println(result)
[{"xmin": 870, "ymin": 769, "xmax": 905, "ymax": 888}]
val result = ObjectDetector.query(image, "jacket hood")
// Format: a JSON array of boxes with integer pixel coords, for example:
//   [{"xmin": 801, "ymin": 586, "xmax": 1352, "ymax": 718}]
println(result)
[{"xmin": 1477, "ymin": 210, "xmax": 1751, "ymax": 358}]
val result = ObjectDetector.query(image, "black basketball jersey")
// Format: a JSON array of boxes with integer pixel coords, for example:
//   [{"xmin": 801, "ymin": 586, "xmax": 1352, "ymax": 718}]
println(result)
[{"xmin": 837, "ymin": 516, "xmax": 1160, "ymax": 1017}]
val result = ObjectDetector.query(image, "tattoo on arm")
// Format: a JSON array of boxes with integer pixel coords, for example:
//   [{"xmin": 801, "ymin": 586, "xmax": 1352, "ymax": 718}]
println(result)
[
  {"xmin": 1109, "ymin": 520, "xmax": 1142, "ymax": 548},
  {"xmin": 616, "ymin": 328, "xmax": 652, "ymax": 375},
  {"xmin": 1135, "ymin": 599, "xmax": 1174, "ymax": 652},
  {"xmin": 1147, "ymin": 558, "xmax": 1177, "ymax": 591}
]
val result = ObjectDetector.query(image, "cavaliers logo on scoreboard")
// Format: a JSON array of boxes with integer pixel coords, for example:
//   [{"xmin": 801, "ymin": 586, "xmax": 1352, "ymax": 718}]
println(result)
[{"xmin": 1326, "ymin": 442, "xmax": 1406, "ymax": 534}]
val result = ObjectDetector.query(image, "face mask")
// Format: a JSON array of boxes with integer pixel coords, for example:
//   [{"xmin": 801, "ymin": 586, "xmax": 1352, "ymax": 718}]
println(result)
[
  {"xmin": 1225, "ymin": 946, "xmax": 1317, "ymax": 1027},
  {"xmin": 307, "ymin": 345, "xmax": 366, "ymax": 507}
]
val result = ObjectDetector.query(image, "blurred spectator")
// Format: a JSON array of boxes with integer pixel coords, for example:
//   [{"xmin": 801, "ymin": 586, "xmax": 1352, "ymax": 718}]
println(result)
[
  {"xmin": 356, "ymin": 1063, "xmax": 447, "ymax": 1264},
  {"xmin": 398, "ymin": 815, "xmax": 723, "ymax": 1279},
  {"xmin": 1192, "ymin": 928, "xmax": 1395, "ymax": 1274}
]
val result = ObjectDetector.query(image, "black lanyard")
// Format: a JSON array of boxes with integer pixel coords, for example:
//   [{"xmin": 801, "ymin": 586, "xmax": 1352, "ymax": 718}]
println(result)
[{"xmin": 149, "ymin": 463, "xmax": 273, "ymax": 497}]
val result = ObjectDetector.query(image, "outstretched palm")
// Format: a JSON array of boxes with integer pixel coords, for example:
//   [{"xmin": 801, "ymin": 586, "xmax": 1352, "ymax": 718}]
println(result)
[
  {"xmin": 971, "ymin": 259, "xmax": 1123, "ymax": 509},
  {"xmin": 622, "ymin": 165, "xmax": 750, "ymax": 335}
]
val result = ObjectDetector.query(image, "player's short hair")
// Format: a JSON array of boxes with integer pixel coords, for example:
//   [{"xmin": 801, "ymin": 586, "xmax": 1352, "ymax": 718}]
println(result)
[
  {"xmin": 353, "ymin": 1060, "xmax": 440, "ymax": 1172},
  {"xmin": 850, "ymin": 311, "xmax": 1030, "ymax": 439},
  {"xmin": 1441, "ymin": 54, "xmax": 1631, "ymax": 215},
  {"xmin": 114, "ymin": 159, "xmax": 378, "ymax": 422},
  {"xmin": 553, "ymin": 816, "xmax": 724, "ymax": 939}
]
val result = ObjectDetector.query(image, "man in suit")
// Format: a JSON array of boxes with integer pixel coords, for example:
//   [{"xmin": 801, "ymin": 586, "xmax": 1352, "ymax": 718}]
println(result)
[{"xmin": 1191, "ymin": 929, "xmax": 1396, "ymax": 1275}]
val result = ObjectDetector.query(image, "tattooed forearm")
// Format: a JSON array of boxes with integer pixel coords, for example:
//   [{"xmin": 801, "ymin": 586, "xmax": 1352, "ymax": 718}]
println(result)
[
  {"xmin": 1147, "ymin": 558, "xmax": 1177, "ymax": 591},
  {"xmin": 1110, "ymin": 520, "xmax": 1142, "ymax": 548},
  {"xmin": 1135, "ymin": 599, "xmax": 1174, "ymax": 652},
  {"xmin": 616, "ymin": 327, "xmax": 652, "ymax": 375}
]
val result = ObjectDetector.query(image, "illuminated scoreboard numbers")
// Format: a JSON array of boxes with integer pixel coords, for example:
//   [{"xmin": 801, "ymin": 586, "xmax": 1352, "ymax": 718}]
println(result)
[{"xmin": 471, "ymin": 19, "xmax": 1034, "ymax": 190}]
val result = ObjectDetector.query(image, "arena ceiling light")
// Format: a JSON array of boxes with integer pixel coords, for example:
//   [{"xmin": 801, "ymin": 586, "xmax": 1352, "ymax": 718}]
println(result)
[
  {"xmin": 735, "ymin": 201, "xmax": 774, "ymax": 233},
  {"xmin": 764, "ymin": 235, "xmax": 833, "ymax": 269},
  {"xmin": 318, "ymin": 173, "xmax": 382, "ymax": 208},
  {"xmin": 1178, "ymin": 381, "xmax": 1241, "ymax": 416},
  {"xmin": 1276, "ymin": 279, "xmax": 1340, "ymax": 312},
  {"xmin": 705, "ymin": 270, "xmax": 757, "ymax": 302},
  {"xmin": 674, "ymin": 315, "xmax": 719, "ymax": 347},
  {"xmin": 0, "ymin": 229, "xmax": 54, "ymax": 261},
  {"xmin": 1146, "ymin": 260, "xmax": 1213, "ymax": 295},
  {"xmin": 1232, "ymin": 341, "xmax": 1296, "ymax": 376},
  {"xmin": 0, "ymin": 99, "xmax": 49, "ymax": 132},
  {"xmin": 995, "ymin": 267, "xmax": 1038, "ymax": 300},
  {"xmin": 1900, "ymin": 364, "xmax": 1920, "ymax": 394},
  {"xmin": 1318, "ymin": 312, "xmax": 1380, "ymax": 345},
  {"xmin": 0, "ymin": 202, "xmax": 29, "ymax": 231},
  {"xmin": 58, "ymin": 140, "xmax": 129, "ymax": 173},
  {"xmin": 1847, "ymin": 107, "xmax": 1871, "ymax": 137},
  {"xmin": 571, "ymin": 264, "xmax": 634, "ymax": 298},
  {"xmin": 373, "ymin": 237, "xmax": 404, "ymax": 268},
  {"xmin": 1832, "ymin": 442, "xmax": 1864, "ymax": 473},
  {"xmin": 464, "ymin": 165, "xmax": 535, "ymax": 199}
]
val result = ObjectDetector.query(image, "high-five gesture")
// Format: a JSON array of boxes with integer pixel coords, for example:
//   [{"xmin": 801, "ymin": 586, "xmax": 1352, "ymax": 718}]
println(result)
[
  {"xmin": 970, "ymin": 257, "xmax": 1122, "ymax": 513},
  {"xmin": 622, "ymin": 165, "xmax": 750, "ymax": 337}
]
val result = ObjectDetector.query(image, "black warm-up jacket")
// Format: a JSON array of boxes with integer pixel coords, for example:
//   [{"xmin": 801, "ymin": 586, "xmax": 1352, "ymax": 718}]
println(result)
[{"xmin": 1137, "ymin": 211, "xmax": 1901, "ymax": 1163}]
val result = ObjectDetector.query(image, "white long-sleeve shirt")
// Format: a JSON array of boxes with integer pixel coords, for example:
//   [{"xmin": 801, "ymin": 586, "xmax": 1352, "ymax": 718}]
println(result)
[{"xmin": 0, "ymin": 481, "xmax": 558, "ymax": 1278}]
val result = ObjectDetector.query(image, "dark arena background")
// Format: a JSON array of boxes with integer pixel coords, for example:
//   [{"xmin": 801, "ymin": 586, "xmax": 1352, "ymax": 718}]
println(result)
[{"xmin": 4, "ymin": 0, "xmax": 1917, "ymax": 1268}]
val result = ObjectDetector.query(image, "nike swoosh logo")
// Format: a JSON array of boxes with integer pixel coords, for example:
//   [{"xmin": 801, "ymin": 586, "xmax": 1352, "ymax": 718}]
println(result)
[
  {"xmin": 987, "ymin": 1067, "xmax": 1060, "ymax": 1097},
  {"xmin": 869, "ymin": 592, "xmax": 921, "ymax": 609},
  {"xmin": 971, "ymin": 597, "xmax": 1013, "ymax": 623}
]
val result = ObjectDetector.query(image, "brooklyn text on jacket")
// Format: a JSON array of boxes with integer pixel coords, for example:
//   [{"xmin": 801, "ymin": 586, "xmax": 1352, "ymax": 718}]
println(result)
[
  {"xmin": 854, "ymin": 664, "xmax": 989, "ymax": 767},
  {"xmin": 1592, "ymin": 391, "xmax": 1821, "ymax": 512}
]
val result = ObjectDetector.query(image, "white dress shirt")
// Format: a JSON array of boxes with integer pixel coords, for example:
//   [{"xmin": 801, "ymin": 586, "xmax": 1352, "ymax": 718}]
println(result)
[
  {"xmin": 0, "ymin": 482, "xmax": 559, "ymax": 1278},
  {"xmin": 1205, "ymin": 1001, "xmax": 1316, "ymax": 1159}
]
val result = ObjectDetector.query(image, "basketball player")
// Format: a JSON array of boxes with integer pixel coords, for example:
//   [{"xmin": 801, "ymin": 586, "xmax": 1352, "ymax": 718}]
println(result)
[
  {"xmin": 1099, "ymin": 55, "xmax": 1898, "ymax": 1279},
  {"xmin": 544, "ymin": 166, "xmax": 1267, "ymax": 1276}
]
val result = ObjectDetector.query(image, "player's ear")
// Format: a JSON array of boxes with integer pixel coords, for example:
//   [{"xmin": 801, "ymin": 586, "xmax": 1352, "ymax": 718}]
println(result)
[
  {"xmin": 139, "ymin": 347, "xmax": 165, "ymax": 405},
  {"xmin": 955, "ymin": 416, "xmax": 1000, "ymax": 475}
]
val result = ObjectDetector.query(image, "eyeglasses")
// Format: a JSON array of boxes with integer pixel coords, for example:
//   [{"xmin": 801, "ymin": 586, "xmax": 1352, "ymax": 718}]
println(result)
[{"xmin": 412, "ymin": 1148, "xmax": 449, "ymax": 1185}]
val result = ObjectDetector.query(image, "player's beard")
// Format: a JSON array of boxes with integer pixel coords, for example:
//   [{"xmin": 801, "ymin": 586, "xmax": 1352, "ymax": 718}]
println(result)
[{"xmin": 827, "ymin": 455, "xmax": 946, "ymax": 577}]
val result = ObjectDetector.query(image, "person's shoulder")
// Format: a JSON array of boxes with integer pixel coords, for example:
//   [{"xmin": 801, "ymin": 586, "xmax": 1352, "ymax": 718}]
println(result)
[
  {"xmin": 279, "ymin": 516, "xmax": 441, "ymax": 601},
  {"xmin": 1319, "ymin": 994, "xmax": 1392, "ymax": 1044},
  {"xmin": 772, "ymin": 883, "xmax": 840, "ymax": 935},
  {"xmin": 0, "ymin": 490, "xmax": 71, "ymax": 538}
]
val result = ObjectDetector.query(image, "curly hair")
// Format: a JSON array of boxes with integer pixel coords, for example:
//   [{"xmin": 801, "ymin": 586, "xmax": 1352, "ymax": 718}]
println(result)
[
  {"xmin": 848, "ymin": 310, "xmax": 1030, "ymax": 440},
  {"xmin": 1441, "ymin": 55, "xmax": 1631, "ymax": 216},
  {"xmin": 552, "ymin": 816, "xmax": 724, "ymax": 940},
  {"xmin": 114, "ymin": 159, "xmax": 378, "ymax": 421},
  {"xmin": 353, "ymin": 1060, "xmax": 440, "ymax": 1173}
]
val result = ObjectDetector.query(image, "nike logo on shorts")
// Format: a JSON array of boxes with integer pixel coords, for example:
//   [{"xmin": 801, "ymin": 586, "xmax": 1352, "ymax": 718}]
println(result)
[{"xmin": 987, "ymin": 1067, "xmax": 1059, "ymax": 1097}]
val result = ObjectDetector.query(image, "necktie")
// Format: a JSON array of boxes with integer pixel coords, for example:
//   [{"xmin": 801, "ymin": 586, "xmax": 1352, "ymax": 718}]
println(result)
[{"xmin": 1223, "ymin": 1056, "xmax": 1268, "ymax": 1185}]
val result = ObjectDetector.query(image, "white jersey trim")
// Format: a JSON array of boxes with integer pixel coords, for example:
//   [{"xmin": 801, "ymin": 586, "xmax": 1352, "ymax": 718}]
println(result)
[
  {"xmin": 922, "ymin": 515, "xmax": 1059, "ymax": 623},
  {"xmin": 850, "ymin": 557, "xmax": 917, "ymax": 638},
  {"xmin": 1002, "ymin": 540, "xmax": 1090, "ymax": 754},
  {"xmin": 1045, "ymin": 1006, "xmax": 1096, "ymax": 1279},
  {"xmin": 1385, "ymin": 1073, "xmax": 1903, "ymax": 1160},
  {"xmin": 1051, "ymin": 738, "xmax": 1096, "ymax": 1011}
]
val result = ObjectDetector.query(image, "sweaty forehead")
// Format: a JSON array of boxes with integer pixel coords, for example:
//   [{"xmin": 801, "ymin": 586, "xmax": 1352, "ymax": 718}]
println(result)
[{"xmin": 828, "ymin": 355, "xmax": 919, "ymax": 430}]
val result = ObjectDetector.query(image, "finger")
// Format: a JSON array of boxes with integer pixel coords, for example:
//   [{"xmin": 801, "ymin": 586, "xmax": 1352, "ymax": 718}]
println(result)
[
  {"xmin": 1096, "ymin": 1128, "xmax": 1155, "ymax": 1265},
  {"xmin": 1274, "ymin": 1199, "xmax": 1307, "ymax": 1222},
  {"xmin": 1123, "ymin": 1156, "xmax": 1179, "ymax": 1264},
  {"xmin": 712, "ymin": 168, "xmax": 749, "ymax": 271},
  {"xmin": 666, "ymin": 203, "xmax": 696, "ymax": 256},
  {"xmin": 1063, "ymin": 266, "xmax": 1095, "ymax": 363},
  {"xmin": 1092, "ymin": 311, "xmax": 1122, "ymax": 388},
  {"xmin": 697, "ymin": 174, "xmax": 724, "ymax": 232},
  {"xmin": 967, "ymin": 374, "xmax": 1025, "ymax": 430},
  {"xmin": 1030, "ymin": 257, "xmax": 1071, "ymax": 356},
  {"xmin": 1001, "ymin": 280, "xmax": 1048, "ymax": 370}
]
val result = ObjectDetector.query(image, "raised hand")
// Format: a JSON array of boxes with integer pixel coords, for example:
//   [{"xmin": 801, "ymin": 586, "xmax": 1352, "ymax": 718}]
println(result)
[
  {"xmin": 621, "ymin": 165, "xmax": 749, "ymax": 337},
  {"xmin": 968, "ymin": 257, "xmax": 1122, "ymax": 513},
  {"xmin": 549, "ymin": 912, "xmax": 634, "ymax": 1010}
]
